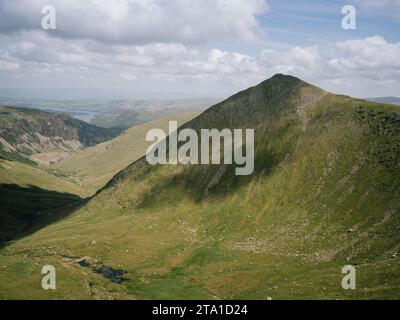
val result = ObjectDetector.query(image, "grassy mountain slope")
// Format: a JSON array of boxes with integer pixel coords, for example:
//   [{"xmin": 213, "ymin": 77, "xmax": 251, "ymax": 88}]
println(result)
[
  {"xmin": 0, "ymin": 159, "xmax": 83, "ymax": 242},
  {"xmin": 1, "ymin": 75, "xmax": 399, "ymax": 299},
  {"xmin": 0, "ymin": 159, "xmax": 81, "ymax": 196},
  {"xmin": 0, "ymin": 106, "xmax": 122, "ymax": 166},
  {"xmin": 0, "ymin": 113, "xmax": 197, "ymax": 243},
  {"xmin": 54, "ymin": 113, "xmax": 198, "ymax": 197}
]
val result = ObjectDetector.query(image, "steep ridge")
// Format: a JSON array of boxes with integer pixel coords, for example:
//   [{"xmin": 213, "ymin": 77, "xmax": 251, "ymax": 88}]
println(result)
[{"xmin": 1, "ymin": 74, "xmax": 399, "ymax": 299}]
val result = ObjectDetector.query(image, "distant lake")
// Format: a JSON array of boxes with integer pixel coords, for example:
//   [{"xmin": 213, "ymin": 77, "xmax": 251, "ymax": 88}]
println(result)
[
  {"xmin": 70, "ymin": 111, "xmax": 99, "ymax": 122},
  {"xmin": 41, "ymin": 107, "xmax": 100, "ymax": 123}
]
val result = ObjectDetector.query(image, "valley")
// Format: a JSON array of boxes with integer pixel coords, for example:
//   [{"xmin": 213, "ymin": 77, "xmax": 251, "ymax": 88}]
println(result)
[
  {"xmin": 53, "ymin": 113, "xmax": 199, "ymax": 197},
  {"xmin": 0, "ymin": 106, "xmax": 198, "ymax": 243},
  {"xmin": 0, "ymin": 105, "xmax": 122, "ymax": 166},
  {"xmin": 0, "ymin": 97, "xmax": 217, "ymax": 129},
  {"xmin": 0, "ymin": 74, "xmax": 399, "ymax": 300}
]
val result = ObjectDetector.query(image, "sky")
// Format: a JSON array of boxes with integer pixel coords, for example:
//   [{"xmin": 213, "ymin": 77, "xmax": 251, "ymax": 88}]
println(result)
[{"xmin": 0, "ymin": 0, "xmax": 399, "ymax": 99}]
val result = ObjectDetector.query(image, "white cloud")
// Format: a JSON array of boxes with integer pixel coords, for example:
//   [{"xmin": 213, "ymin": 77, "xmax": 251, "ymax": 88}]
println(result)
[
  {"xmin": 0, "ymin": 30, "xmax": 265, "ymax": 96},
  {"xmin": 1, "ymin": 30, "xmax": 399, "ymax": 98},
  {"xmin": 181, "ymin": 49, "xmax": 260, "ymax": 75},
  {"xmin": 0, "ymin": 1, "xmax": 398, "ymax": 98},
  {"xmin": 0, "ymin": 59, "xmax": 19, "ymax": 71},
  {"xmin": 0, "ymin": 0, "xmax": 268, "ymax": 44},
  {"xmin": 322, "ymin": 36, "xmax": 400, "ymax": 96},
  {"xmin": 258, "ymin": 36, "xmax": 400, "ymax": 97},
  {"xmin": 260, "ymin": 46, "xmax": 320, "ymax": 78},
  {"xmin": 329, "ymin": 36, "xmax": 400, "ymax": 71}
]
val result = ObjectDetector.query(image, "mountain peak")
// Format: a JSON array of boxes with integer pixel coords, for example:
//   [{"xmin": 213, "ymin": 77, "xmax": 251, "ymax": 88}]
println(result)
[
  {"xmin": 270, "ymin": 73, "xmax": 300, "ymax": 80},
  {"xmin": 181, "ymin": 74, "xmax": 324, "ymax": 133},
  {"xmin": 261, "ymin": 73, "xmax": 307, "ymax": 87}
]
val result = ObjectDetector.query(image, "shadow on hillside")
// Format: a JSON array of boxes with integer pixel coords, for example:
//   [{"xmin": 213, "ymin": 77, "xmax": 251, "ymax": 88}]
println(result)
[
  {"xmin": 0, "ymin": 184, "xmax": 86, "ymax": 248},
  {"xmin": 137, "ymin": 146, "xmax": 283, "ymax": 208},
  {"xmin": 135, "ymin": 113, "xmax": 301, "ymax": 208}
]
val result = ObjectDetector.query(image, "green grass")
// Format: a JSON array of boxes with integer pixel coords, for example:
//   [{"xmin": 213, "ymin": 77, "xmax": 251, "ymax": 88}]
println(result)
[
  {"xmin": 0, "ymin": 159, "xmax": 84, "ymax": 242},
  {"xmin": 0, "ymin": 159, "xmax": 81, "ymax": 195},
  {"xmin": 0, "ymin": 75, "xmax": 399, "ymax": 299},
  {"xmin": 53, "ymin": 113, "xmax": 198, "ymax": 197},
  {"xmin": 0, "ymin": 113, "xmax": 197, "ymax": 247}
]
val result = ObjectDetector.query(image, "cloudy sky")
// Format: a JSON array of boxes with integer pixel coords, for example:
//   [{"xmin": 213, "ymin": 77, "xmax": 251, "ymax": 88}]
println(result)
[{"xmin": 0, "ymin": 0, "xmax": 399, "ymax": 99}]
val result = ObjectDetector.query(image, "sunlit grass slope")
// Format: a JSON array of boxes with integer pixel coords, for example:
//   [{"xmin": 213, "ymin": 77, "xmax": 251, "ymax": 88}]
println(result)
[
  {"xmin": 0, "ymin": 159, "xmax": 80, "ymax": 195},
  {"xmin": 0, "ymin": 113, "xmax": 197, "ymax": 243},
  {"xmin": 1, "ymin": 75, "xmax": 399, "ymax": 300},
  {"xmin": 53, "ymin": 113, "xmax": 198, "ymax": 197},
  {"xmin": 0, "ymin": 159, "xmax": 83, "ymax": 242}
]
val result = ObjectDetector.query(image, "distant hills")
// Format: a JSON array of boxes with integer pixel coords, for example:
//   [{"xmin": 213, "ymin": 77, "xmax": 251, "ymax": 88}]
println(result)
[
  {"xmin": 54, "ymin": 112, "xmax": 198, "ymax": 197},
  {"xmin": 365, "ymin": 97, "xmax": 400, "ymax": 105},
  {"xmin": 90, "ymin": 98, "xmax": 217, "ymax": 129},
  {"xmin": 0, "ymin": 97, "xmax": 218, "ymax": 128},
  {"xmin": 0, "ymin": 109, "xmax": 197, "ymax": 242},
  {"xmin": 0, "ymin": 75, "xmax": 399, "ymax": 299},
  {"xmin": 0, "ymin": 106, "xmax": 122, "ymax": 166}
]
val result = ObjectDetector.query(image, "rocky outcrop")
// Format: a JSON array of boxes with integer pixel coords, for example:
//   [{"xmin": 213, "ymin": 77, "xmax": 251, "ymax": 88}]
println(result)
[{"xmin": 0, "ymin": 106, "xmax": 122, "ymax": 165}]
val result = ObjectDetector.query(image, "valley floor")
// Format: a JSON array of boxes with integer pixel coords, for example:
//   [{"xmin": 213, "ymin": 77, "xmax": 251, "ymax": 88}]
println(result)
[{"xmin": 1, "ymin": 76, "xmax": 399, "ymax": 300}]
